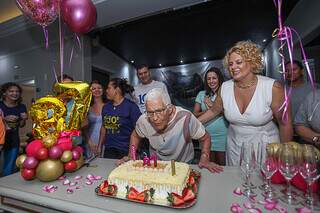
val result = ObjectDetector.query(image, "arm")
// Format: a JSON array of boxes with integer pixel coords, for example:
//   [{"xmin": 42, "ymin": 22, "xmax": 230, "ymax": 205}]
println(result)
[
  {"xmin": 198, "ymin": 93, "xmax": 223, "ymax": 124},
  {"xmin": 294, "ymin": 125, "xmax": 320, "ymax": 148},
  {"xmin": 198, "ymin": 132, "xmax": 223, "ymax": 173},
  {"xmin": 96, "ymin": 124, "xmax": 106, "ymax": 156},
  {"xmin": 116, "ymin": 129, "xmax": 142, "ymax": 166},
  {"xmin": 193, "ymin": 102, "xmax": 205, "ymax": 117},
  {"xmin": 271, "ymin": 81, "xmax": 293, "ymax": 142}
]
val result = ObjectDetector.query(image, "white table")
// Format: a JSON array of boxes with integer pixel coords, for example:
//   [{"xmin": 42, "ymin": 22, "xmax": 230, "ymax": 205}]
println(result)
[{"xmin": 0, "ymin": 158, "xmax": 307, "ymax": 213}]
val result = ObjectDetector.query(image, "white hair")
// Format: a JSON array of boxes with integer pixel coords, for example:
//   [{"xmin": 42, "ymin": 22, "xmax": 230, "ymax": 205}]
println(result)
[{"xmin": 145, "ymin": 88, "xmax": 171, "ymax": 106}]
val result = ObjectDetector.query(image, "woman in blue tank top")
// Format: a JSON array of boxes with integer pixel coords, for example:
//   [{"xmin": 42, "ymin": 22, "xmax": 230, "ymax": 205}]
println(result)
[
  {"xmin": 194, "ymin": 68, "xmax": 228, "ymax": 165},
  {"xmin": 83, "ymin": 81, "xmax": 106, "ymax": 157}
]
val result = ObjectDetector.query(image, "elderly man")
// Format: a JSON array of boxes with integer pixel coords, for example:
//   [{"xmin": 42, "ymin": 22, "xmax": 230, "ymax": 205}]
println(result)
[{"xmin": 118, "ymin": 88, "xmax": 223, "ymax": 173}]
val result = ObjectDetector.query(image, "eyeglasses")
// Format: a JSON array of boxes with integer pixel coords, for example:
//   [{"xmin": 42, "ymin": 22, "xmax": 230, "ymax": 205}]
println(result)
[{"xmin": 145, "ymin": 107, "xmax": 167, "ymax": 118}]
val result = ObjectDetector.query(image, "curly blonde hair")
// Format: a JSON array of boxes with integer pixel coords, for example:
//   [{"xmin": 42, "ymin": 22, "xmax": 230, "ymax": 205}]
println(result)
[{"xmin": 223, "ymin": 40, "xmax": 264, "ymax": 74}]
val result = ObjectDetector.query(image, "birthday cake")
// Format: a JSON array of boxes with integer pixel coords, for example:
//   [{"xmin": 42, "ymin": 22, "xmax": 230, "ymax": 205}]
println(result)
[{"xmin": 98, "ymin": 160, "xmax": 200, "ymax": 206}]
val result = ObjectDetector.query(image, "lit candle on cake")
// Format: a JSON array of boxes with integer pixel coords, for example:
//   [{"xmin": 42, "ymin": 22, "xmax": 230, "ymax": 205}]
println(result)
[
  {"xmin": 171, "ymin": 160, "xmax": 176, "ymax": 176},
  {"xmin": 150, "ymin": 153, "xmax": 157, "ymax": 167},
  {"xmin": 143, "ymin": 153, "xmax": 150, "ymax": 166}
]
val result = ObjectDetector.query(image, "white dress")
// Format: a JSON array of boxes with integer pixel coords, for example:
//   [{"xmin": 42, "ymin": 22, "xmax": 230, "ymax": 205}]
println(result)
[{"xmin": 221, "ymin": 75, "xmax": 280, "ymax": 166}]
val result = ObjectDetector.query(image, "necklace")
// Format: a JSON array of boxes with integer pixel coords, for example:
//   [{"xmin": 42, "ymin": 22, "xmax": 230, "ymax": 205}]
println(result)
[{"xmin": 235, "ymin": 76, "xmax": 258, "ymax": 89}]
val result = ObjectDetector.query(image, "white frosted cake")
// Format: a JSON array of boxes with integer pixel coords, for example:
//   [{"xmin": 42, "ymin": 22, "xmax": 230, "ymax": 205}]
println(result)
[{"xmin": 107, "ymin": 160, "xmax": 191, "ymax": 203}]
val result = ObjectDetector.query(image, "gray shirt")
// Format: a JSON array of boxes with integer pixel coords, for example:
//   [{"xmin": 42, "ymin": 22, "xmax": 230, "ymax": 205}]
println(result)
[
  {"xmin": 294, "ymin": 89, "xmax": 320, "ymax": 133},
  {"xmin": 290, "ymin": 83, "xmax": 315, "ymax": 119},
  {"xmin": 135, "ymin": 106, "xmax": 206, "ymax": 163}
]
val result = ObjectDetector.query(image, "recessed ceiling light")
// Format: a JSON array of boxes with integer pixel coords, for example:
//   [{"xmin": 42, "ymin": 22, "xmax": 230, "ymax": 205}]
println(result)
[
  {"xmin": 263, "ymin": 39, "xmax": 267, "ymax": 43},
  {"xmin": 131, "ymin": 60, "xmax": 134, "ymax": 63},
  {"xmin": 203, "ymin": 57, "xmax": 207, "ymax": 60},
  {"xmin": 13, "ymin": 65, "xmax": 20, "ymax": 69},
  {"xmin": 180, "ymin": 60, "xmax": 183, "ymax": 64},
  {"xmin": 159, "ymin": 64, "xmax": 162, "ymax": 66}
]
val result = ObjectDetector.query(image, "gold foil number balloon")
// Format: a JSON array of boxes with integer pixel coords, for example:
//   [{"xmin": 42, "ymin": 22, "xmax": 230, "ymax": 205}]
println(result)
[
  {"xmin": 30, "ymin": 96, "xmax": 66, "ymax": 139},
  {"xmin": 53, "ymin": 82, "xmax": 92, "ymax": 130},
  {"xmin": 42, "ymin": 135, "xmax": 57, "ymax": 148}
]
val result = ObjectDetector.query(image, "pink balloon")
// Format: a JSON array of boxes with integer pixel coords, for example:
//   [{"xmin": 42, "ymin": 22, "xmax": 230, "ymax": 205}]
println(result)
[
  {"xmin": 72, "ymin": 146, "xmax": 84, "ymax": 154},
  {"xmin": 57, "ymin": 137, "xmax": 73, "ymax": 151},
  {"xmin": 26, "ymin": 140, "xmax": 44, "ymax": 157},
  {"xmin": 61, "ymin": 0, "xmax": 97, "ymax": 34},
  {"xmin": 23, "ymin": 156, "xmax": 39, "ymax": 169},
  {"xmin": 16, "ymin": 0, "xmax": 59, "ymax": 27},
  {"xmin": 72, "ymin": 150, "xmax": 80, "ymax": 160},
  {"xmin": 49, "ymin": 146, "xmax": 63, "ymax": 159}
]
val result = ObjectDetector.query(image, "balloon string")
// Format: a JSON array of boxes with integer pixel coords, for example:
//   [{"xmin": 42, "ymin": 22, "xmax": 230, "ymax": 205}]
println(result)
[
  {"xmin": 273, "ymin": 0, "xmax": 315, "ymax": 122},
  {"xmin": 42, "ymin": 26, "xmax": 49, "ymax": 49},
  {"xmin": 59, "ymin": 13, "xmax": 64, "ymax": 82},
  {"xmin": 69, "ymin": 44, "xmax": 75, "ymax": 67},
  {"xmin": 68, "ymin": 35, "xmax": 82, "ymax": 67},
  {"xmin": 52, "ymin": 65, "xmax": 58, "ymax": 83}
]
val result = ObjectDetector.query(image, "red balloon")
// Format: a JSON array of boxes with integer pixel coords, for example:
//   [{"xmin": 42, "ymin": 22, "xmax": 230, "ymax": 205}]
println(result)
[
  {"xmin": 36, "ymin": 147, "xmax": 49, "ymax": 160},
  {"xmin": 64, "ymin": 160, "xmax": 77, "ymax": 172},
  {"xmin": 21, "ymin": 168, "xmax": 35, "ymax": 180},
  {"xmin": 61, "ymin": 0, "xmax": 97, "ymax": 34},
  {"xmin": 26, "ymin": 140, "xmax": 44, "ymax": 157},
  {"xmin": 16, "ymin": 0, "xmax": 59, "ymax": 27}
]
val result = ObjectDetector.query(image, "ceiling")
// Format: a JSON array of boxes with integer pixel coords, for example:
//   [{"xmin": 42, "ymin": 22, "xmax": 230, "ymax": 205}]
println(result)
[
  {"xmin": 0, "ymin": 0, "xmax": 21, "ymax": 24},
  {"xmin": 96, "ymin": 0, "xmax": 299, "ymax": 68}
]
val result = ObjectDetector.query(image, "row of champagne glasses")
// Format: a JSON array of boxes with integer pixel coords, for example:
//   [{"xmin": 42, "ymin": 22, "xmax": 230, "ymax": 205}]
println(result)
[{"xmin": 240, "ymin": 142, "xmax": 320, "ymax": 209}]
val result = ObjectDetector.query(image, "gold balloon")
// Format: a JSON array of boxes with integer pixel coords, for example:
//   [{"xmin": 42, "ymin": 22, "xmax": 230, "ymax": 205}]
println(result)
[
  {"xmin": 75, "ymin": 154, "xmax": 84, "ymax": 170},
  {"xmin": 30, "ymin": 96, "xmax": 66, "ymax": 139},
  {"xmin": 16, "ymin": 154, "xmax": 27, "ymax": 169},
  {"xmin": 42, "ymin": 135, "xmax": 57, "ymax": 148},
  {"xmin": 53, "ymin": 82, "xmax": 92, "ymax": 130},
  {"xmin": 36, "ymin": 159, "xmax": 64, "ymax": 182},
  {"xmin": 60, "ymin": 150, "xmax": 73, "ymax": 163}
]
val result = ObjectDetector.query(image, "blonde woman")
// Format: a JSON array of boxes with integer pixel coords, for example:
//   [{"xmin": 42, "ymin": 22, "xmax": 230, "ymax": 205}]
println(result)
[{"xmin": 198, "ymin": 41, "xmax": 293, "ymax": 165}]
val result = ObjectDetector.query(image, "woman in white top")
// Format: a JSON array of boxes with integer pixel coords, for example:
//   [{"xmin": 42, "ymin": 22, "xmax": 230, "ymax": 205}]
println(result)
[
  {"xmin": 83, "ymin": 80, "xmax": 106, "ymax": 157},
  {"xmin": 199, "ymin": 41, "xmax": 293, "ymax": 166}
]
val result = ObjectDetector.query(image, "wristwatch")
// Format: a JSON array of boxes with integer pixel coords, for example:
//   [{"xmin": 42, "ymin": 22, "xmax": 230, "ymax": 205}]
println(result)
[{"xmin": 312, "ymin": 136, "xmax": 319, "ymax": 144}]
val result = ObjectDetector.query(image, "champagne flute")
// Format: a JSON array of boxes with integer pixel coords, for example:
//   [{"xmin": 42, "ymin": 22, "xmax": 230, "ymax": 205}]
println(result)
[
  {"xmin": 299, "ymin": 144, "xmax": 320, "ymax": 209},
  {"xmin": 259, "ymin": 143, "xmax": 277, "ymax": 200},
  {"xmin": 240, "ymin": 142, "xmax": 257, "ymax": 197},
  {"xmin": 278, "ymin": 143, "xmax": 299, "ymax": 205}
]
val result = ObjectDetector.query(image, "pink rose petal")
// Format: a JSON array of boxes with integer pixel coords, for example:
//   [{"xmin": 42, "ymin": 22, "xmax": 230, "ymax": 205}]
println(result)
[
  {"xmin": 249, "ymin": 195, "xmax": 257, "ymax": 203},
  {"xmin": 58, "ymin": 175, "xmax": 66, "ymax": 180},
  {"xmin": 233, "ymin": 187, "xmax": 243, "ymax": 196},
  {"xmin": 69, "ymin": 182, "xmax": 78, "ymax": 187},
  {"xmin": 76, "ymin": 186, "xmax": 81, "ymax": 190},
  {"xmin": 275, "ymin": 203, "xmax": 287, "ymax": 213},
  {"xmin": 85, "ymin": 180, "xmax": 93, "ymax": 185},
  {"xmin": 243, "ymin": 200, "xmax": 253, "ymax": 209},
  {"xmin": 248, "ymin": 208, "xmax": 262, "ymax": 213},
  {"xmin": 94, "ymin": 176, "xmax": 102, "ymax": 180},
  {"xmin": 230, "ymin": 203, "xmax": 243, "ymax": 213},
  {"xmin": 258, "ymin": 200, "xmax": 267, "ymax": 205},
  {"xmin": 66, "ymin": 188, "xmax": 74, "ymax": 194},
  {"xmin": 264, "ymin": 202, "xmax": 277, "ymax": 211},
  {"xmin": 296, "ymin": 207, "xmax": 312, "ymax": 213},
  {"xmin": 42, "ymin": 185, "xmax": 58, "ymax": 193},
  {"xmin": 63, "ymin": 179, "xmax": 70, "ymax": 186},
  {"xmin": 87, "ymin": 174, "xmax": 94, "ymax": 179},
  {"xmin": 74, "ymin": 175, "xmax": 82, "ymax": 180}
]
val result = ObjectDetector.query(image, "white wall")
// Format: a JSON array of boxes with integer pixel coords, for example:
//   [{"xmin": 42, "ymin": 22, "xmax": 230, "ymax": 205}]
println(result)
[
  {"xmin": 0, "ymin": 34, "xmax": 92, "ymax": 97},
  {"xmin": 91, "ymin": 45, "xmax": 138, "ymax": 85}
]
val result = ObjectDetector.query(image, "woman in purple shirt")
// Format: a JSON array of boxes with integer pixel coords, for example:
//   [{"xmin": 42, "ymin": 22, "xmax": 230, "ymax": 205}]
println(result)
[{"xmin": 97, "ymin": 78, "xmax": 141, "ymax": 159}]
